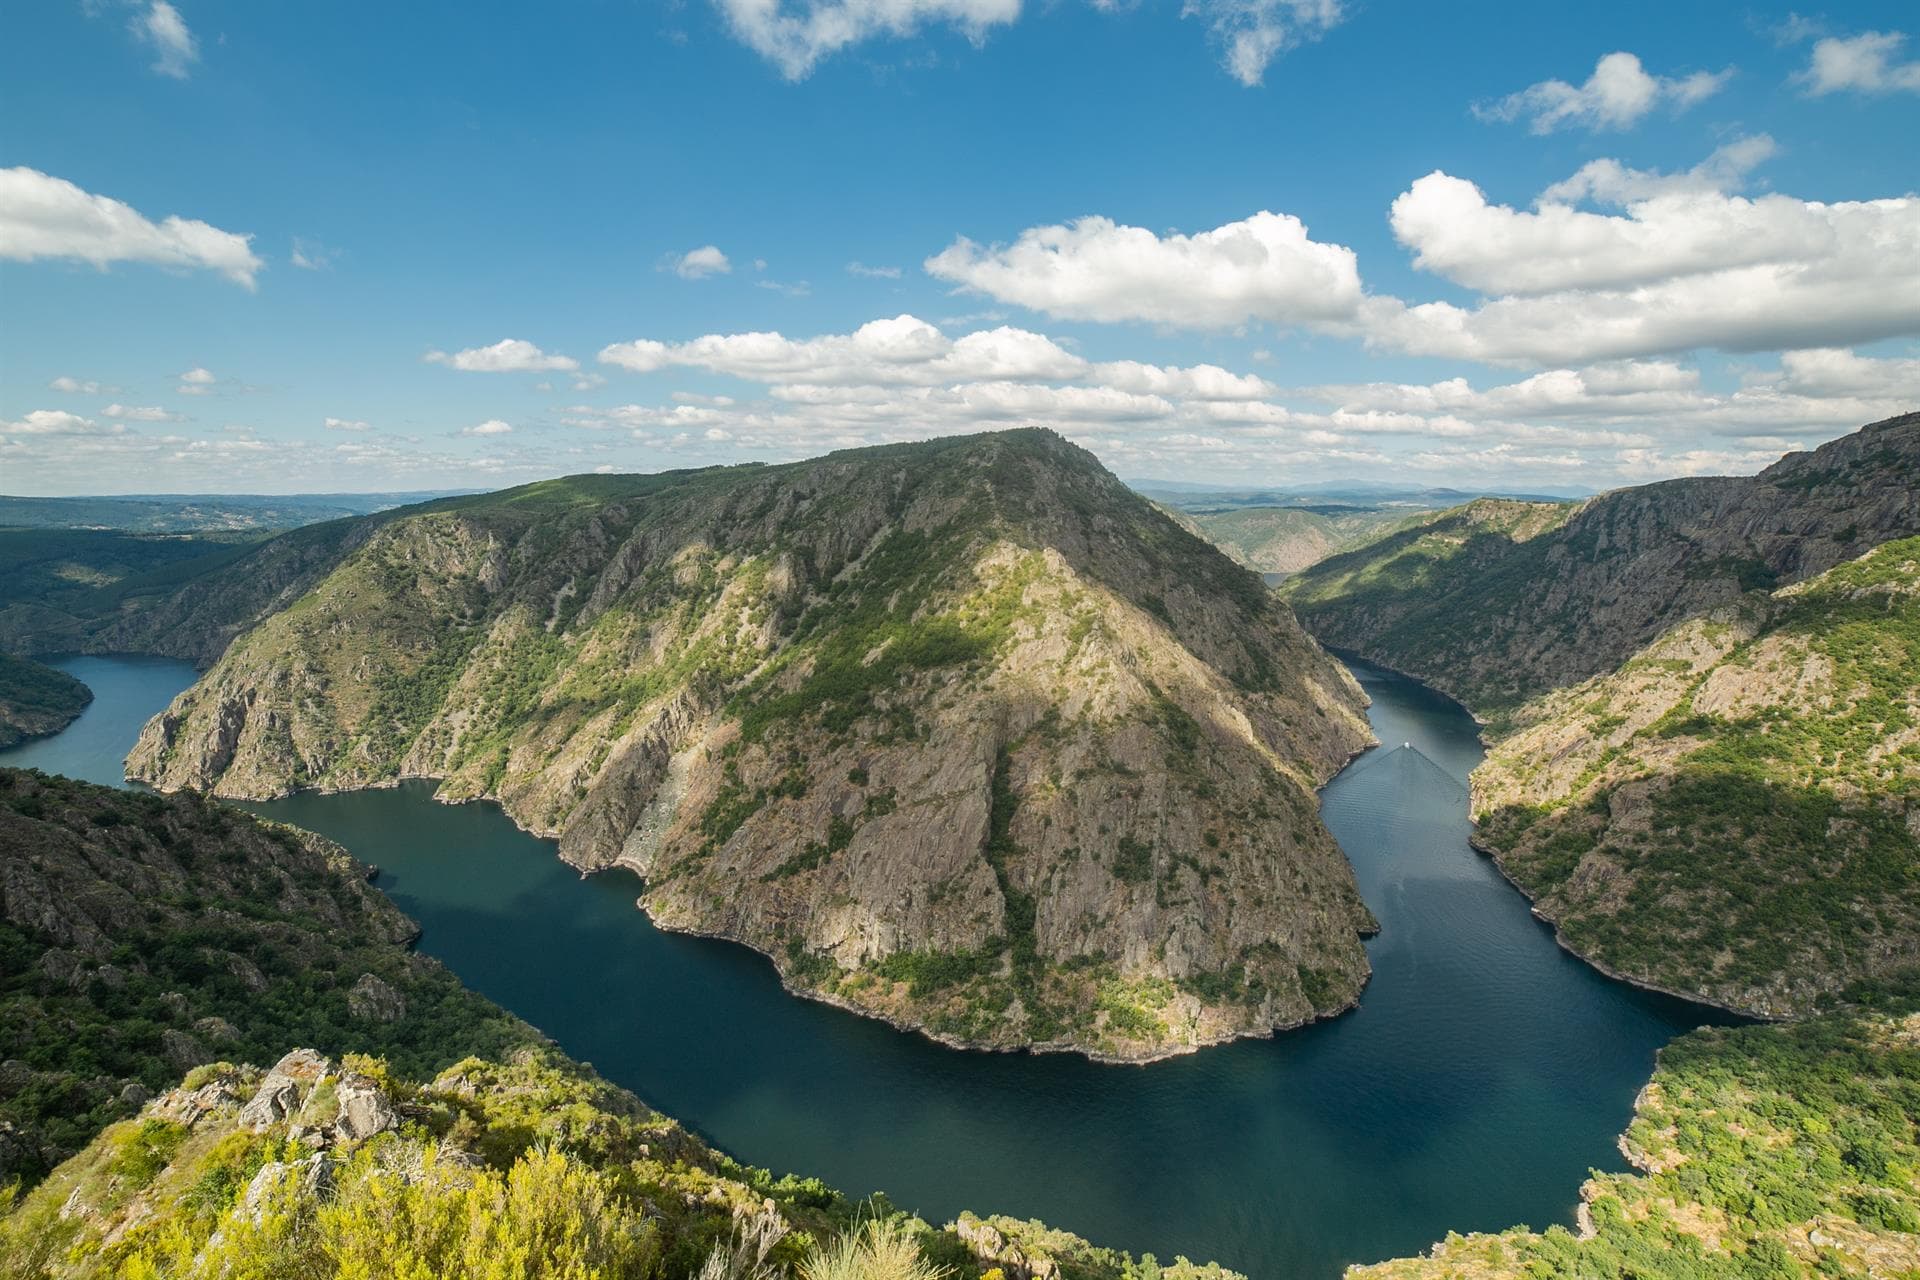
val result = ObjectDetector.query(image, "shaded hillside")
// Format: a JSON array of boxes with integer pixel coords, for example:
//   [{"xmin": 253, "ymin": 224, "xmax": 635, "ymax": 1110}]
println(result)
[
  {"xmin": 125, "ymin": 430, "xmax": 1376, "ymax": 1060},
  {"xmin": 1283, "ymin": 412, "xmax": 1920, "ymax": 721},
  {"xmin": 0, "ymin": 768, "xmax": 530, "ymax": 1185},
  {"xmin": 0, "ymin": 656, "xmax": 91, "ymax": 748},
  {"xmin": 0, "ymin": 525, "xmax": 354, "ymax": 667},
  {"xmin": 1352, "ymin": 997, "xmax": 1920, "ymax": 1279},
  {"xmin": 1469, "ymin": 537, "xmax": 1920, "ymax": 1018},
  {"xmin": 0, "ymin": 770, "xmax": 1242, "ymax": 1280}
]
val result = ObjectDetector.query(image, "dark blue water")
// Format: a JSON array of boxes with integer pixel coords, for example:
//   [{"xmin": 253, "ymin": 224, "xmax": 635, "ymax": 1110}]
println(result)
[{"xmin": 2, "ymin": 655, "xmax": 1732, "ymax": 1278}]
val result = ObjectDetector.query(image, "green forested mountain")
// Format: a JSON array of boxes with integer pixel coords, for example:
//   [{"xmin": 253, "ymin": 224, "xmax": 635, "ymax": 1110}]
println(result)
[
  {"xmin": 120, "ymin": 430, "xmax": 1378, "ymax": 1060},
  {"xmin": 1472, "ymin": 537, "xmax": 1920, "ymax": 1018},
  {"xmin": 1274, "ymin": 417, "xmax": 1920, "ymax": 1276},
  {"xmin": 1282, "ymin": 412, "xmax": 1920, "ymax": 722},
  {"xmin": 0, "ymin": 769, "xmax": 1239, "ymax": 1280},
  {"xmin": 0, "ymin": 655, "xmax": 91, "ymax": 748}
]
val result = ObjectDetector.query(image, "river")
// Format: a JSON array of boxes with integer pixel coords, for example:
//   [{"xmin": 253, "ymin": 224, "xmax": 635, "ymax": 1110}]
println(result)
[{"xmin": 0, "ymin": 653, "xmax": 1732, "ymax": 1277}]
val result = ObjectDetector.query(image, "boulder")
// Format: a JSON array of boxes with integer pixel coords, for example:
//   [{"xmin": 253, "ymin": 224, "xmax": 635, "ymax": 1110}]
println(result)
[{"xmin": 346, "ymin": 972, "xmax": 407, "ymax": 1023}]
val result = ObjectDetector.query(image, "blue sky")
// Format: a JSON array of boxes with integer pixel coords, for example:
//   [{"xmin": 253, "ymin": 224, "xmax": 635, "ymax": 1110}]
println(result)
[{"xmin": 2, "ymin": 0, "xmax": 1917, "ymax": 495}]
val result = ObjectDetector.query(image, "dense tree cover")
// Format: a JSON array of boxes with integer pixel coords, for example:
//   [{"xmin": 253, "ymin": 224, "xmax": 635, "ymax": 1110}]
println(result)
[
  {"xmin": 0, "ymin": 770, "xmax": 530, "ymax": 1185},
  {"xmin": 1478, "ymin": 537, "xmax": 1920, "ymax": 1014},
  {"xmin": 0, "ymin": 653, "xmax": 91, "ymax": 747},
  {"xmin": 1352, "ymin": 991, "xmax": 1920, "ymax": 1279}
]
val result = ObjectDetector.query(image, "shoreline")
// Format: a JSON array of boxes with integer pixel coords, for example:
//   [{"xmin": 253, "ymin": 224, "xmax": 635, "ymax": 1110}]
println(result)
[{"xmin": 131, "ymin": 759, "xmax": 1378, "ymax": 1068}]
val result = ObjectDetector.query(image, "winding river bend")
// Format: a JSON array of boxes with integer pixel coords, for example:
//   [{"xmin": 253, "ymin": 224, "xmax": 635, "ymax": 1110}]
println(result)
[{"xmin": 3, "ymin": 653, "xmax": 1736, "ymax": 1277}]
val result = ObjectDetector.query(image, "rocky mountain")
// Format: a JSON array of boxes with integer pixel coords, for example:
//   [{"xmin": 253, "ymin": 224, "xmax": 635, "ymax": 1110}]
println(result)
[
  {"xmin": 1352, "ymin": 997, "xmax": 1920, "ymax": 1279},
  {"xmin": 124, "ymin": 429, "xmax": 1377, "ymax": 1060},
  {"xmin": 1283, "ymin": 412, "xmax": 1920, "ymax": 722},
  {"xmin": 0, "ymin": 768, "xmax": 531, "ymax": 1184},
  {"xmin": 0, "ymin": 655, "xmax": 91, "ymax": 748},
  {"xmin": 0, "ymin": 771, "xmax": 1242, "ymax": 1280},
  {"xmin": 1468, "ymin": 536, "xmax": 1920, "ymax": 1018}
]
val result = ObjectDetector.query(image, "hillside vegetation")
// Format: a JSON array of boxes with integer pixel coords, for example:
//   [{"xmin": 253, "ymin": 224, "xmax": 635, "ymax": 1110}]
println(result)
[
  {"xmin": 122, "ymin": 430, "xmax": 1376, "ymax": 1060},
  {"xmin": 0, "ymin": 768, "xmax": 529, "ymax": 1185},
  {"xmin": 1352, "ymin": 994, "xmax": 1920, "ymax": 1280},
  {"xmin": 1470, "ymin": 537, "xmax": 1920, "ymax": 1017},
  {"xmin": 0, "ymin": 655, "xmax": 91, "ymax": 748},
  {"xmin": 0, "ymin": 770, "xmax": 1240, "ymax": 1280},
  {"xmin": 1283, "ymin": 412, "xmax": 1920, "ymax": 723}
]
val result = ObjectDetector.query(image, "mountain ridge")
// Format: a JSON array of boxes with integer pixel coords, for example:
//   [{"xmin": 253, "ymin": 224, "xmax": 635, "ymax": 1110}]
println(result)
[{"xmin": 122, "ymin": 429, "xmax": 1379, "ymax": 1061}]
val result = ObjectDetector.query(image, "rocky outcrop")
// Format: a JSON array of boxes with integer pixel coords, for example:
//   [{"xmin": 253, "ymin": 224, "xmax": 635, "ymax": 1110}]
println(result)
[
  {"xmin": 124, "ymin": 430, "xmax": 1376, "ymax": 1059},
  {"xmin": 1285, "ymin": 412, "xmax": 1920, "ymax": 719}
]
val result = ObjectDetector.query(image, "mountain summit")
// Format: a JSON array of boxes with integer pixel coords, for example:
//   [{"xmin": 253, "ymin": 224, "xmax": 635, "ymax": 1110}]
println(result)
[{"xmin": 128, "ymin": 430, "xmax": 1377, "ymax": 1059}]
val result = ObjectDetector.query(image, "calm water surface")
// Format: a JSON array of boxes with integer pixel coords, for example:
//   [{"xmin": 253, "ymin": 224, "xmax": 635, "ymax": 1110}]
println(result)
[{"xmin": 3, "ymin": 654, "xmax": 1732, "ymax": 1278}]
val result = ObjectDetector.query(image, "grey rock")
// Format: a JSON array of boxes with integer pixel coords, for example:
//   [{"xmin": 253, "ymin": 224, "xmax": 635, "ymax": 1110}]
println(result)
[
  {"xmin": 161, "ymin": 1029, "xmax": 212, "ymax": 1073},
  {"xmin": 331, "ymin": 1074, "xmax": 398, "ymax": 1142},
  {"xmin": 346, "ymin": 972, "xmax": 407, "ymax": 1023},
  {"xmin": 237, "ymin": 1048, "xmax": 334, "ymax": 1130}
]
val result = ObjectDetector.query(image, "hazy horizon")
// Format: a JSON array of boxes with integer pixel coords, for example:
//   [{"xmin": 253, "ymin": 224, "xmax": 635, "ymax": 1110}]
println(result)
[{"xmin": 5, "ymin": 2, "xmax": 1917, "ymax": 497}]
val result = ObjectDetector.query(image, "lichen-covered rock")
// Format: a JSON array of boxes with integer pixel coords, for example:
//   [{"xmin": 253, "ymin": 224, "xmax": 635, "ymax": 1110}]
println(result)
[{"xmin": 332, "ymin": 1074, "xmax": 398, "ymax": 1142}]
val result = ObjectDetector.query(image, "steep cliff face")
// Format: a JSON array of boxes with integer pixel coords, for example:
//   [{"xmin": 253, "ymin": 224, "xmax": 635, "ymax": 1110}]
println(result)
[
  {"xmin": 1284, "ymin": 412, "xmax": 1920, "ymax": 720},
  {"xmin": 0, "ymin": 772, "xmax": 1247, "ymax": 1280},
  {"xmin": 126, "ymin": 430, "xmax": 1376, "ymax": 1060},
  {"xmin": 1468, "ymin": 537, "xmax": 1920, "ymax": 1017}
]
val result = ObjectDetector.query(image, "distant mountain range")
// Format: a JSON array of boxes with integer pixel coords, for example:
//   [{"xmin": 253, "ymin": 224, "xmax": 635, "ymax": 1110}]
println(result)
[{"xmin": 0, "ymin": 491, "xmax": 480, "ymax": 533}]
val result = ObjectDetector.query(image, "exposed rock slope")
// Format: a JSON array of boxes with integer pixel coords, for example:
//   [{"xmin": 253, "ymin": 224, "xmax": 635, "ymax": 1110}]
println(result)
[
  {"xmin": 0, "ymin": 654, "xmax": 91, "ymax": 748},
  {"xmin": 126, "ymin": 430, "xmax": 1376, "ymax": 1060},
  {"xmin": 0, "ymin": 773, "xmax": 1243, "ymax": 1279},
  {"xmin": 1284, "ymin": 412, "xmax": 1920, "ymax": 721},
  {"xmin": 1470, "ymin": 537, "xmax": 1920, "ymax": 1018}
]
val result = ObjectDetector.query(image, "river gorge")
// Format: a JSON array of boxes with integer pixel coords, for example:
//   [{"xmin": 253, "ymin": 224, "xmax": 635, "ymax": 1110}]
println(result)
[{"xmin": 0, "ymin": 652, "xmax": 1737, "ymax": 1278}]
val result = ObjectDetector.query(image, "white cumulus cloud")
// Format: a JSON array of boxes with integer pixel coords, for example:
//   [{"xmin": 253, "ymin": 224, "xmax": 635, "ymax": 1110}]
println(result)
[
  {"xmin": 925, "ymin": 210, "xmax": 1362, "ymax": 329},
  {"xmin": 671, "ymin": 245, "xmax": 732, "ymax": 279},
  {"xmin": 1372, "ymin": 162, "xmax": 1920, "ymax": 363},
  {"xmin": 1797, "ymin": 30, "xmax": 1920, "ymax": 96},
  {"xmin": 324, "ymin": 417, "xmax": 372, "ymax": 432},
  {"xmin": 0, "ymin": 167, "xmax": 261, "ymax": 289},
  {"xmin": 1475, "ymin": 52, "xmax": 1729, "ymax": 133},
  {"xmin": 426, "ymin": 339, "xmax": 579, "ymax": 372},
  {"xmin": 461, "ymin": 419, "xmax": 514, "ymax": 437},
  {"xmin": 1182, "ymin": 0, "xmax": 1345, "ymax": 87},
  {"xmin": 712, "ymin": 0, "xmax": 1020, "ymax": 80},
  {"xmin": 131, "ymin": 1, "xmax": 198, "ymax": 79},
  {"xmin": 101, "ymin": 404, "xmax": 186, "ymax": 422}
]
